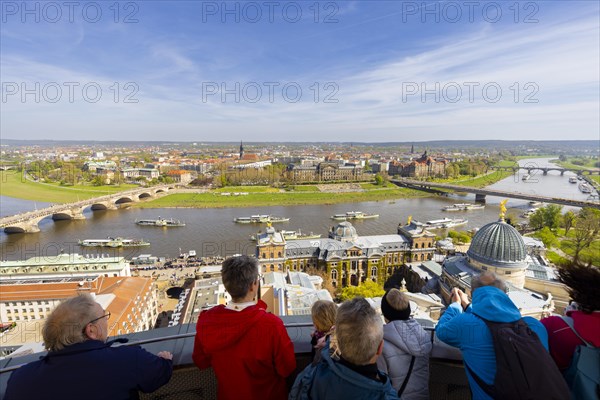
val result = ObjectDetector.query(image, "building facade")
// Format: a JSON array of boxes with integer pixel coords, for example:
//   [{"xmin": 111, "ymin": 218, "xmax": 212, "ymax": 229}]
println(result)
[
  {"xmin": 0, "ymin": 276, "xmax": 159, "ymax": 338},
  {"xmin": 0, "ymin": 254, "xmax": 131, "ymax": 282},
  {"xmin": 287, "ymin": 162, "xmax": 366, "ymax": 182},
  {"xmin": 256, "ymin": 221, "xmax": 435, "ymax": 289},
  {"xmin": 388, "ymin": 151, "xmax": 447, "ymax": 178}
]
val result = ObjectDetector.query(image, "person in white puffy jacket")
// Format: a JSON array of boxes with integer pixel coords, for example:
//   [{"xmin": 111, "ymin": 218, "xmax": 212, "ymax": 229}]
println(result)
[{"xmin": 377, "ymin": 288, "xmax": 432, "ymax": 400}]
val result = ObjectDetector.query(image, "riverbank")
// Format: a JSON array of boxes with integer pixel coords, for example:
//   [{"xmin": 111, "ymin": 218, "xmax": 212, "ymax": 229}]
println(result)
[
  {"xmin": 134, "ymin": 185, "xmax": 429, "ymax": 208},
  {"xmin": 0, "ymin": 171, "xmax": 137, "ymax": 203}
]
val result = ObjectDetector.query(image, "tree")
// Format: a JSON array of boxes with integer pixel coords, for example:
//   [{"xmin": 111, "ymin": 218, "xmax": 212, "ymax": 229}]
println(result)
[
  {"xmin": 535, "ymin": 227, "xmax": 558, "ymax": 248},
  {"xmin": 529, "ymin": 209, "xmax": 545, "ymax": 230},
  {"xmin": 374, "ymin": 174, "xmax": 384, "ymax": 186},
  {"xmin": 91, "ymin": 175, "xmax": 104, "ymax": 186},
  {"xmin": 542, "ymin": 204, "xmax": 563, "ymax": 231},
  {"xmin": 338, "ymin": 280, "xmax": 385, "ymax": 301},
  {"xmin": 529, "ymin": 204, "xmax": 562, "ymax": 231},
  {"xmin": 569, "ymin": 208, "xmax": 600, "ymax": 265},
  {"xmin": 448, "ymin": 230, "xmax": 471, "ymax": 244},
  {"xmin": 562, "ymin": 211, "xmax": 576, "ymax": 235}
]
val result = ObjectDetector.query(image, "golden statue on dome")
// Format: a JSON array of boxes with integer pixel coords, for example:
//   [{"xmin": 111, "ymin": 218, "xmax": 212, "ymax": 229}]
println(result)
[
  {"xmin": 407, "ymin": 215, "xmax": 412, "ymax": 225},
  {"xmin": 499, "ymin": 199, "xmax": 508, "ymax": 221}
]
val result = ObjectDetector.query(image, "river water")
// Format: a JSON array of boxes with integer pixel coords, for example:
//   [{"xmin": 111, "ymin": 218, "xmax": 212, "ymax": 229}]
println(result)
[{"xmin": 0, "ymin": 158, "xmax": 591, "ymax": 261}]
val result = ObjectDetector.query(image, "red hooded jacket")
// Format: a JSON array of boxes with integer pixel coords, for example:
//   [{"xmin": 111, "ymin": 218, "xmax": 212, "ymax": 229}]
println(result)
[
  {"xmin": 192, "ymin": 300, "xmax": 296, "ymax": 400},
  {"xmin": 541, "ymin": 310, "xmax": 600, "ymax": 370}
]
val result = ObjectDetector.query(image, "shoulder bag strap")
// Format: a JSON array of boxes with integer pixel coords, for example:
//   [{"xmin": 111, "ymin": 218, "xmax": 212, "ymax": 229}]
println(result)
[
  {"xmin": 559, "ymin": 316, "xmax": 593, "ymax": 347},
  {"xmin": 398, "ymin": 356, "xmax": 416, "ymax": 397}
]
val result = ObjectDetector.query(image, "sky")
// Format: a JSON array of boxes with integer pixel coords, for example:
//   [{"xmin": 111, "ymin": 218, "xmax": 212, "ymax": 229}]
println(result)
[{"xmin": 1, "ymin": 0, "xmax": 599, "ymax": 142}]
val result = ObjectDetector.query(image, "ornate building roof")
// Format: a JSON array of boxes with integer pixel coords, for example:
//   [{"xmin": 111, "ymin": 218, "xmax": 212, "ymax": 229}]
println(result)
[
  {"xmin": 467, "ymin": 220, "xmax": 527, "ymax": 268},
  {"xmin": 329, "ymin": 221, "xmax": 359, "ymax": 242}
]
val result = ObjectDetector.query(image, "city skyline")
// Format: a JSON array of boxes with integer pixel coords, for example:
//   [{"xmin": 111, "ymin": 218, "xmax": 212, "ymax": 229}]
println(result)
[{"xmin": 1, "ymin": 1, "xmax": 599, "ymax": 142}]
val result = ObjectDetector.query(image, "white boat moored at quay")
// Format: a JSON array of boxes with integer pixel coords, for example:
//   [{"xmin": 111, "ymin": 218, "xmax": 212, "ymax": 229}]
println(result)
[
  {"xmin": 442, "ymin": 203, "xmax": 485, "ymax": 211},
  {"xmin": 136, "ymin": 217, "xmax": 186, "ymax": 227},
  {"xmin": 78, "ymin": 237, "xmax": 150, "ymax": 247},
  {"xmin": 331, "ymin": 211, "xmax": 379, "ymax": 220},
  {"xmin": 424, "ymin": 218, "xmax": 468, "ymax": 229},
  {"xmin": 234, "ymin": 215, "xmax": 290, "ymax": 224}
]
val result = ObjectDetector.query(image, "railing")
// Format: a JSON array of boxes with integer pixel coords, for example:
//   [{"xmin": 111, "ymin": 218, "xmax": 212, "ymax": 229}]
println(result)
[{"xmin": 0, "ymin": 319, "xmax": 469, "ymax": 399}]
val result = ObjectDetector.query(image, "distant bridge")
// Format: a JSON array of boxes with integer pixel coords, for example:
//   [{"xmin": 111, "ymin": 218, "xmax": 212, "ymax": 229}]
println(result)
[
  {"xmin": 0, "ymin": 185, "xmax": 176, "ymax": 233},
  {"xmin": 488, "ymin": 165, "xmax": 600, "ymax": 176},
  {"xmin": 391, "ymin": 179, "xmax": 600, "ymax": 210}
]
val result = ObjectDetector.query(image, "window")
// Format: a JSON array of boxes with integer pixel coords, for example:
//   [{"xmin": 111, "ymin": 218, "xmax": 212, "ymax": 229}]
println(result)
[
  {"xmin": 371, "ymin": 266, "xmax": 377, "ymax": 279},
  {"xmin": 6, "ymin": 310, "xmax": 11, "ymax": 314},
  {"xmin": 7, "ymin": 316, "xmax": 12, "ymax": 321},
  {"xmin": 331, "ymin": 269, "xmax": 338, "ymax": 280}
]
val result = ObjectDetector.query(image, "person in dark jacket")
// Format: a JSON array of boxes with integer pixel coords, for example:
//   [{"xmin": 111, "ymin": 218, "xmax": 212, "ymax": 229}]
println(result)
[
  {"xmin": 290, "ymin": 297, "xmax": 398, "ymax": 400},
  {"xmin": 4, "ymin": 293, "xmax": 173, "ymax": 400},
  {"xmin": 193, "ymin": 255, "xmax": 296, "ymax": 400}
]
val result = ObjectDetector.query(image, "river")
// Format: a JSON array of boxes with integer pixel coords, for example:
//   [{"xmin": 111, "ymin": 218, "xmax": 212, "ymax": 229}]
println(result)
[{"xmin": 0, "ymin": 157, "xmax": 590, "ymax": 261}]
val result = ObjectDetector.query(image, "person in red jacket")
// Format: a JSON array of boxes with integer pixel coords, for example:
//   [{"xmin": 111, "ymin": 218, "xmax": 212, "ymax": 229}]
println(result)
[
  {"xmin": 541, "ymin": 263, "xmax": 600, "ymax": 370},
  {"xmin": 192, "ymin": 255, "xmax": 296, "ymax": 399}
]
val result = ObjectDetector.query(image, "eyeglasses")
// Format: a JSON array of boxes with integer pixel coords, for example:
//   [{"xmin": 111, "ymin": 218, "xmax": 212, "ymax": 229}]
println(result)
[{"xmin": 87, "ymin": 311, "xmax": 111, "ymax": 325}]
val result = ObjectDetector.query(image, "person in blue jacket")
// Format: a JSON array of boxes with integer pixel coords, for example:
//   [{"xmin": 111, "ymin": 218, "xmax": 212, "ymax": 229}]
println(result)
[
  {"xmin": 290, "ymin": 297, "xmax": 399, "ymax": 400},
  {"xmin": 435, "ymin": 271, "xmax": 549, "ymax": 400},
  {"xmin": 4, "ymin": 293, "xmax": 173, "ymax": 400}
]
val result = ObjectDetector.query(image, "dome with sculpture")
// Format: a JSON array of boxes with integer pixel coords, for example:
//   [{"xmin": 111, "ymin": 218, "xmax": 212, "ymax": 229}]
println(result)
[
  {"xmin": 467, "ymin": 219, "xmax": 528, "ymax": 269},
  {"xmin": 329, "ymin": 221, "xmax": 358, "ymax": 242}
]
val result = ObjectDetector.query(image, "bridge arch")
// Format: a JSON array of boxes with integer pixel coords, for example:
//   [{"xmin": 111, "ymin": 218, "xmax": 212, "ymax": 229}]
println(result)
[
  {"xmin": 115, "ymin": 197, "xmax": 135, "ymax": 204},
  {"xmin": 4, "ymin": 226, "xmax": 26, "ymax": 233},
  {"xmin": 137, "ymin": 192, "xmax": 153, "ymax": 200}
]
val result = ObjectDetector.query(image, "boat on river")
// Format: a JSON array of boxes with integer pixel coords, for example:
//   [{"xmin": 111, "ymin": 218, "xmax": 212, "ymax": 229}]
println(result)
[
  {"xmin": 522, "ymin": 174, "xmax": 531, "ymax": 181},
  {"xmin": 331, "ymin": 211, "xmax": 379, "ymax": 221},
  {"xmin": 78, "ymin": 237, "xmax": 150, "ymax": 247},
  {"xmin": 521, "ymin": 208, "xmax": 539, "ymax": 218},
  {"xmin": 234, "ymin": 215, "xmax": 290, "ymax": 224},
  {"xmin": 442, "ymin": 203, "xmax": 485, "ymax": 211},
  {"xmin": 424, "ymin": 218, "xmax": 468, "ymax": 229},
  {"xmin": 136, "ymin": 217, "xmax": 185, "ymax": 227},
  {"xmin": 569, "ymin": 176, "xmax": 578, "ymax": 183},
  {"xmin": 579, "ymin": 183, "xmax": 593, "ymax": 194},
  {"xmin": 250, "ymin": 229, "xmax": 322, "ymax": 241}
]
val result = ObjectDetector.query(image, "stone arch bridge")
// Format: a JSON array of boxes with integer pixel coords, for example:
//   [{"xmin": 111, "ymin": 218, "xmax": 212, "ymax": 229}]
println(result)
[
  {"xmin": 0, "ymin": 185, "xmax": 176, "ymax": 233},
  {"xmin": 488, "ymin": 165, "xmax": 600, "ymax": 176}
]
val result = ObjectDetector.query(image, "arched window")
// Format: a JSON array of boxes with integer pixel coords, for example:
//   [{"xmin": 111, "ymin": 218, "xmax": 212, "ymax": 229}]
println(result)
[
  {"xmin": 278, "ymin": 252, "xmax": 282, "ymax": 258},
  {"xmin": 270, "ymin": 265, "xmax": 275, "ymax": 271},
  {"xmin": 331, "ymin": 269, "xmax": 338, "ymax": 280},
  {"xmin": 371, "ymin": 266, "xmax": 377, "ymax": 278},
  {"xmin": 420, "ymin": 254, "xmax": 425, "ymax": 261}
]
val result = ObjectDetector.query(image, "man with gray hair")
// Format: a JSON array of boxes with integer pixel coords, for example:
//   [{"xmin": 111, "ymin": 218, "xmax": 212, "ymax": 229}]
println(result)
[
  {"xmin": 4, "ymin": 293, "xmax": 173, "ymax": 400},
  {"xmin": 193, "ymin": 255, "xmax": 296, "ymax": 399},
  {"xmin": 290, "ymin": 297, "xmax": 398, "ymax": 399},
  {"xmin": 436, "ymin": 271, "xmax": 554, "ymax": 400}
]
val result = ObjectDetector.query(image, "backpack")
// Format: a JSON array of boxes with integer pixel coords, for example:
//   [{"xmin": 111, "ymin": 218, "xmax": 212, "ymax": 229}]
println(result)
[
  {"xmin": 560, "ymin": 316, "xmax": 600, "ymax": 400},
  {"xmin": 465, "ymin": 314, "xmax": 571, "ymax": 400}
]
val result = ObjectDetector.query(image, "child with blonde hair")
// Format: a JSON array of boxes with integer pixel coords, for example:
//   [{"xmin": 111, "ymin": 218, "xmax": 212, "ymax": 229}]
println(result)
[{"xmin": 310, "ymin": 300, "xmax": 339, "ymax": 362}]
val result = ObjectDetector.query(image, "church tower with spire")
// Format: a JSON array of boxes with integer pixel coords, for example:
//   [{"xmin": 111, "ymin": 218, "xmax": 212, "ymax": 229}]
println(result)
[{"xmin": 239, "ymin": 141, "xmax": 244, "ymax": 159}]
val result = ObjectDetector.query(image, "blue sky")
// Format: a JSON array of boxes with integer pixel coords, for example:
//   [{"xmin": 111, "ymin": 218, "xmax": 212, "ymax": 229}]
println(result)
[{"xmin": 1, "ymin": 0, "xmax": 599, "ymax": 142}]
